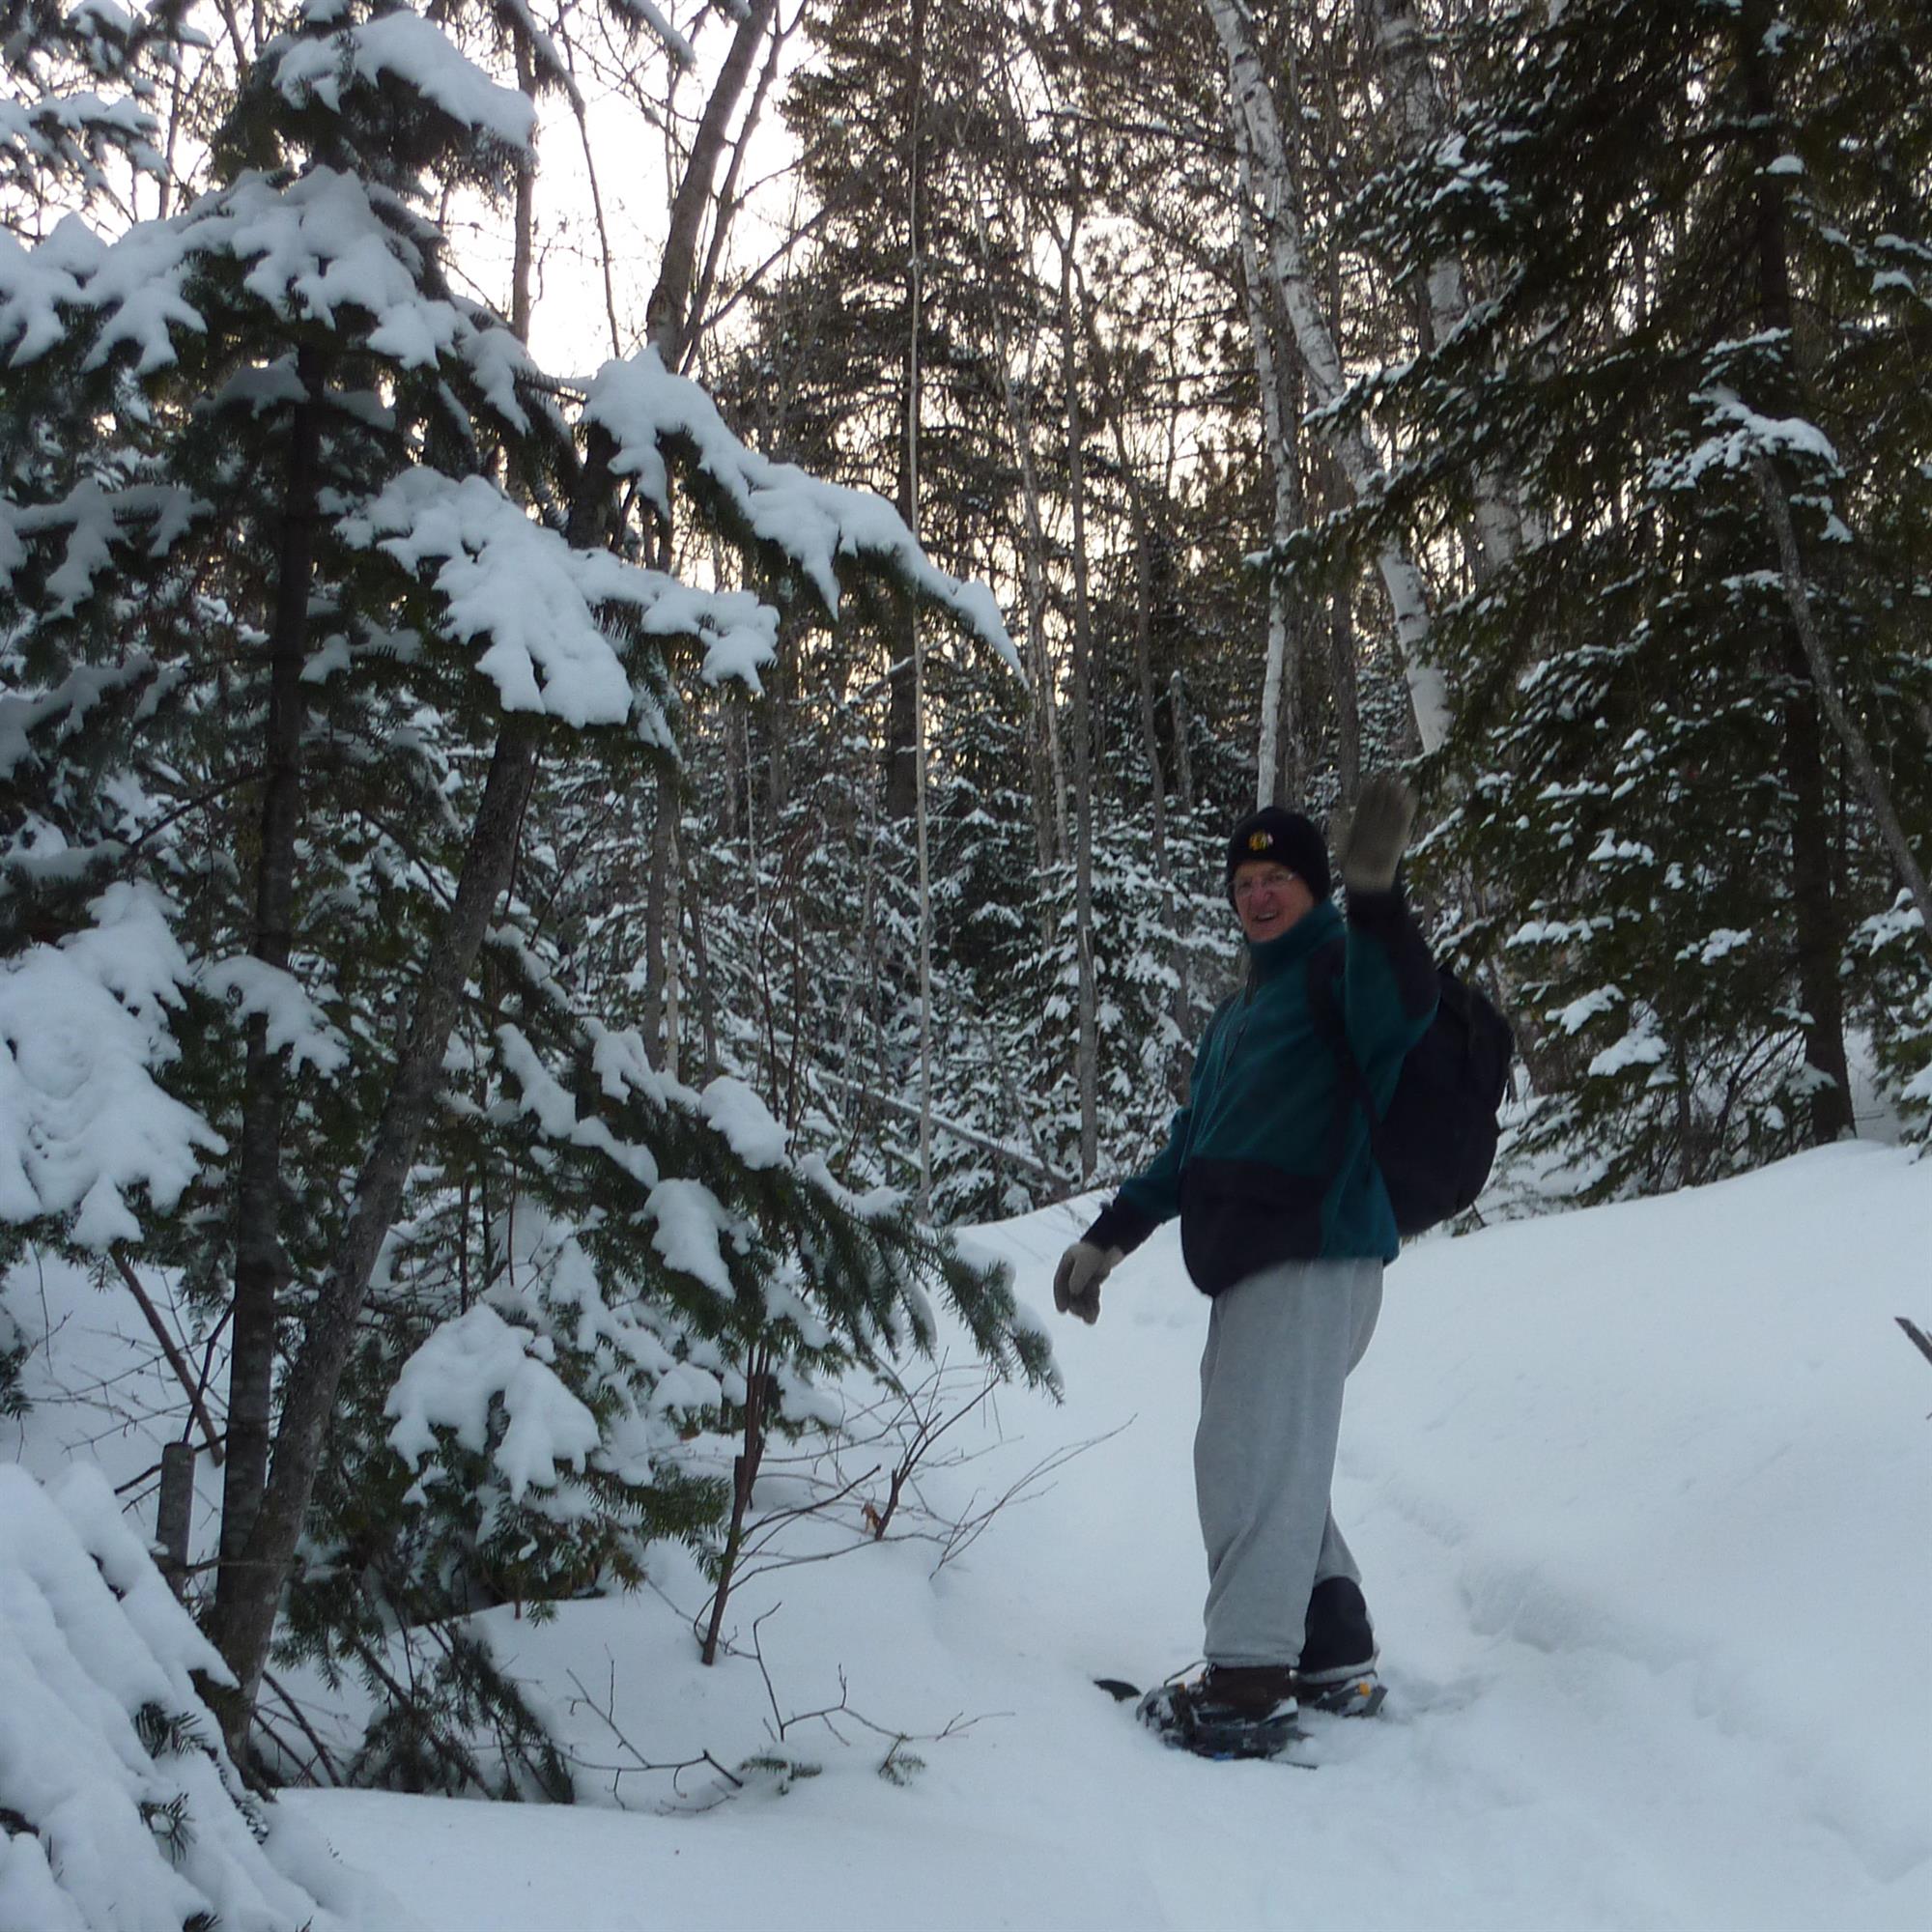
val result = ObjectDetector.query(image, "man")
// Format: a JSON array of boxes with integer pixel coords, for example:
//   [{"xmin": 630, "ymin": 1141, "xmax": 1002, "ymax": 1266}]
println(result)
[{"xmin": 1053, "ymin": 775, "xmax": 1436, "ymax": 1759}]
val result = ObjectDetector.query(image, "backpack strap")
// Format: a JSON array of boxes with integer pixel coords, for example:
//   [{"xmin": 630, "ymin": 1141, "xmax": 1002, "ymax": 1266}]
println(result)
[{"xmin": 1306, "ymin": 940, "xmax": 1379, "ymax": 1178}]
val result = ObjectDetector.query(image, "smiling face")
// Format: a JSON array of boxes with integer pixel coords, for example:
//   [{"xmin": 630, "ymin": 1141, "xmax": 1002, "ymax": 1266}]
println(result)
[{"xmin": 1231, "ymin": 860, "xmax": 1314, "ymax": 944}]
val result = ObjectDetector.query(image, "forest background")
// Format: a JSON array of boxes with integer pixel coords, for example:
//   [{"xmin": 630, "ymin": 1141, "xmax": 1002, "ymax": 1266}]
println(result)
[{"xmin": 1, "ymin": 0, "xmax": 1927, "ymax": 1818}]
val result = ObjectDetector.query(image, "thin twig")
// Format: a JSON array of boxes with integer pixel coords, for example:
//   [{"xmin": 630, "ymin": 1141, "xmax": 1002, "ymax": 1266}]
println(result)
[
  {"xmin": 933, "ymin": 1421, "xmax": 1131, "ymax": 1574},
  {"xmin": 561, "ymin": 1662, "xmax": 745, "ymax": 1803},
  {"xmin": 111, "ymin": 1251, "xmax": 225, "ymax": 1464},
  {"xmin": 731, "ymin": 1614, "xmax": 1003, "ymax": 1762},
  {"xmin": 261, "ymin": 1671, "xmax": 343, "ymax": 1786},
  {"xmin": 248, "ymin": 1705, "xmax": 325, "ymax": 1787}
]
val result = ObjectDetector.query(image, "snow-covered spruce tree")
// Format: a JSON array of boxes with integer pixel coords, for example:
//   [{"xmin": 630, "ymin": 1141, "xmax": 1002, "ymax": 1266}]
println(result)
[
  {"xmin": 0, "ymin": 1464, "xmax": 374, "ymax": 1928},
  {"xmin": 0, "ymin": 0, "xmax": 1051, "ymax": 1776},
  {"xmin": 1335, "ymin": 0, "xmax": 1932, "ymax": 1190},
  {"xmin": 325, "ymin": 348, "xmax": 1050, "ymax": 1738},
  {"xmin": 0, "ymin": 0, "xmax": 196, "ymax": 227},
  {"xmin": 0, "ymin": 5, "xmax": 233, "ymax": 1505}
]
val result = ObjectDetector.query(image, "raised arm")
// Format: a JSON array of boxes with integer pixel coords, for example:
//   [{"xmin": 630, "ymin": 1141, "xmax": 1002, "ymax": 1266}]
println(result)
[{"xmin": 1334, "ymin": 777, "xmax": 1437, "ymax": 1102}]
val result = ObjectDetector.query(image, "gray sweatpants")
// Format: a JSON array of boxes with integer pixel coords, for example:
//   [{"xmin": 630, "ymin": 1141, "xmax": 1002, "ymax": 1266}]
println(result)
[{"xmin": 1194, "ymin": 1256, "xmax": 1383, "ymax": 1665}]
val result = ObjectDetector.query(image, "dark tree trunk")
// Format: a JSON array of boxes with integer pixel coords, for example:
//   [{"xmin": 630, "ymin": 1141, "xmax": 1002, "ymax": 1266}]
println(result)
[
  {"xmin": 646, "ymin": 0, "xmax": 781, "ymax": 367},
  {"xmin": 1743, "ymin": 5, "xmax": 1853, "ymax": 1144},
  {"xmin": 885, "ymin": 624, "xmax": 920, "ymax": 821},
  {"xmin": 1328, "ymin": 581, "xmax": 1362, "ymax": 802},
  {"xmin": 1780, "ymin": 645, "xmax": 1855, "ymax": 1143},
  {"xmin": 1168, "ymin": 669, "xmax": 1194, "ymax": 814},
  {"xmin": 699, "ymin": 1350, "xmax": 771, "ymax": 1666},
  {"xmin": 214, "ymin": 350, "xmax": 321, "ymax": 1637},
  {"xmin": 1098, "ymin": 349, "xmax": 1194, "ymax": 1085},
  {"xmin": 208, "ymin": 707, "xmax": 546, "ymax": 1747},
  {"xmin": 642, "ymin": 781, "xmax": 673, "ymax": 1058},
  {"xmin": 205, "ymin": 426, "xmax": 614, "ymax": 1753}
]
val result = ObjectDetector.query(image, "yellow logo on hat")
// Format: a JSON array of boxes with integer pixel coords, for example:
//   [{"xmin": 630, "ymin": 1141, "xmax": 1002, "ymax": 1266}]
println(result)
[{"xmin": 1248, "ymin": 831, "xmax": 1272, "ymax": 852}]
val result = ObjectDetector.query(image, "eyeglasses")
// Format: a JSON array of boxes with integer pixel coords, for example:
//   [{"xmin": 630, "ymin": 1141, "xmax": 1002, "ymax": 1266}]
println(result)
[{"xmin": 1232, "ymin": 867, "xmax": 1297, "ymax": 900}]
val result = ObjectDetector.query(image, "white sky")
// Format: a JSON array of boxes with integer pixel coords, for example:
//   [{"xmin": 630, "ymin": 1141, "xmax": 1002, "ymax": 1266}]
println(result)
[{"xmin": 477, "ymin": 8, "xmax": 810, "ymax": 380}]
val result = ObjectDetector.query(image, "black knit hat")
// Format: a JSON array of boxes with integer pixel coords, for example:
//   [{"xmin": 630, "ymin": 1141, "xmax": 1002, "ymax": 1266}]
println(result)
[{"xmin": 1226, "ymin": 806, "xmax": 1331, "ymax": 903}]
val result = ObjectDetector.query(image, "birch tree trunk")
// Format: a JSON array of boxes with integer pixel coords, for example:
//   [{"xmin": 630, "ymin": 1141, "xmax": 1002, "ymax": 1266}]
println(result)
[
  {"xmin": 885, "ymin": 0, "xmax": 928, "ymax": 824},
  {"xmin": 1233, "ymin": 119, "xmax": 1303, "ymax": 809},
  {"xmin": 1060, "ymin": 213, "xmax": 1100, "ymax": 1181},
  {"xmin": 1207, "ymin": 0, "xmax": 1450, "ymax": 753},
  {"xmin": 965, "ymin": 174, "xmax": 1065, "ymax": 872},
  {"xmin": 1362, "ymin": 0, "xmax": 1521, "ymax": 577},
  {"xmin": 905, "ymin": 0, "xmax": 935, "ymax": 1211}
]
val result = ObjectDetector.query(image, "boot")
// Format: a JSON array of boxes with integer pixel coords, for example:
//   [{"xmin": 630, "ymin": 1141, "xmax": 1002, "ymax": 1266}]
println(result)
[
  {"xmin": 1298, "ymin": 1577, "xmax": 1383, "ymax": 1717},
  {"xmin": 1136, "ymin": 1664, "xmax": 1301, "ymax": 1759}
]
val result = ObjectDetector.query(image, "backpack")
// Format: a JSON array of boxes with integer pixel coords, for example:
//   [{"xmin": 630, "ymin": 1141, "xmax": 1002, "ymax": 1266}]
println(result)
[{"xmin": 1308, "ymin": 947, "xmax": 1516, "ymax": 1239}]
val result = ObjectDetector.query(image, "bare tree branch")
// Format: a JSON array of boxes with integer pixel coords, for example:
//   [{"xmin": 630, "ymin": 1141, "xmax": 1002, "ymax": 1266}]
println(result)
[
  {"xmin": 111, "ymin": 1251, "xmax": 224, "ymax": 1464},
  {"xmin": 1752, "ymin": 454, "xmax": 1932, "ymax": 945}
]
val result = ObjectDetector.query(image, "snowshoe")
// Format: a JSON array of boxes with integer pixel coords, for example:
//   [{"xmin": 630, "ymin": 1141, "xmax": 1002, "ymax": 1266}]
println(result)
[
  {"xmin": 1134, "ymin": 1664, "xmax": 1303, "ymax": 1761},
  {"xmin": 1296, "ymin": 1665, "xmax": 1386, "ymax": 1719}
]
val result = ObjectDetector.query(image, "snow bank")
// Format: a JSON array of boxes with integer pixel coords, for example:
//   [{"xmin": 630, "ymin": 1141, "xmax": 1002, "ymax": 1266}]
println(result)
[
  {"xmin": 7, "ymin": 1130, "xmax": 1924, "ymax": 1931},
  {"xmin": 285, "ymin": 1141, "xmax": 1930, "ymax": 1932}
]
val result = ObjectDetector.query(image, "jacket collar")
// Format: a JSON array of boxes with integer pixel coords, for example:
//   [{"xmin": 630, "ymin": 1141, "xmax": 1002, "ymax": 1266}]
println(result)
[{"xmin": 1245, "ymin": 896, "xmax": 1341, "ymax": 982}]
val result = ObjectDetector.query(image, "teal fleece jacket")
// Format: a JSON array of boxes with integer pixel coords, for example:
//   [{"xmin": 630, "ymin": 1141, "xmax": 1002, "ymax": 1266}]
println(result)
[{"xmin": 1084, "ymin": 889, "xmax": 1437, "ymax": 1292}]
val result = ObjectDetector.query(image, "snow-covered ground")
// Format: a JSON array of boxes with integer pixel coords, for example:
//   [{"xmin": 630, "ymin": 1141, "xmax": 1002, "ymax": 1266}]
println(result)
[{"xmin": 8, "ymin": 1140, "xmax": 1931, "ymax": 1931}]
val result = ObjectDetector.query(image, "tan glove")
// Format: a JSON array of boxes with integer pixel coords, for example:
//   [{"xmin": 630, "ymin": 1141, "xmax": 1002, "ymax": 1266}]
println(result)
[
  {"xmin": 1332, "ymin": 773, "xmax": 1419, "ymax": 894},
  {"xmin": 1053, "ymin": 1240, "xmax": 1122, "ymax": 1324}
]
